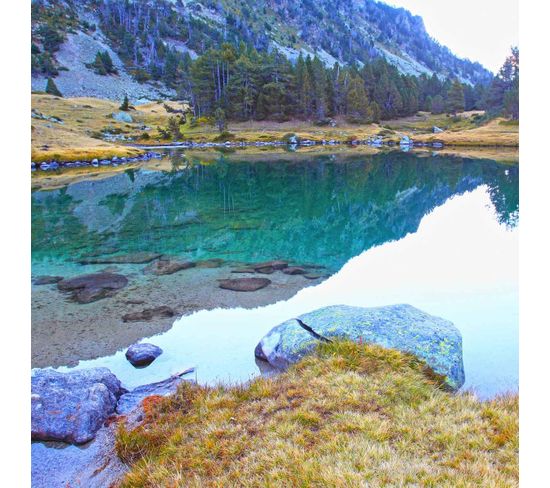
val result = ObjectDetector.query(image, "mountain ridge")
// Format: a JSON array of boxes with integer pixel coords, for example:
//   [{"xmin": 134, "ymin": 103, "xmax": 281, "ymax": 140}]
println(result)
[{"xmin": 31, "ymin": 0, "xmax": 491, "ymax": 101}]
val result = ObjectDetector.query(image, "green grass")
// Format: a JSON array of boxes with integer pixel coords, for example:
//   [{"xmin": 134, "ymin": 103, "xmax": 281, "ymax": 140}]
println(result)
[{"xmin": 116, "ymin": 341, "xmax": 518, "ymax": 487}]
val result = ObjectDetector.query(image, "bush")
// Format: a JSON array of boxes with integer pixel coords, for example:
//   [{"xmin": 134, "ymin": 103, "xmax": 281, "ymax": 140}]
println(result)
[
  {"xmin": 282, "ymin": 133, "xmax": 300, "ymax": 144},
  {"xmin": 213, "ymin": 131, "xmax": 236, "ymax": 142}
]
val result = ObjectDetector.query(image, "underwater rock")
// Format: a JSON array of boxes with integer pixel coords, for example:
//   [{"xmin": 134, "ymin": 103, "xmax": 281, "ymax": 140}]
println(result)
[
  {"xmin": 122, "ymin": 305, "xmax": 175, "ymax": 322},
  {"xmin": 57, "ymin": 273, "xmax": 128, "ymax": 303},
  {"xmin": 218, "ymin": 277, "xmax": 271, "ymax": 292},
  {"xmin": 33, "ymin": 275, "xmax": 63, "ymax": 285}
]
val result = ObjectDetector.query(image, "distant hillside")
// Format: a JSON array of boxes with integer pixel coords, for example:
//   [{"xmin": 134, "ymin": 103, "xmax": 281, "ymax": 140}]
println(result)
[{"xmin": 31, "ymin": 0, "xmax": 491, "ymax": 101}]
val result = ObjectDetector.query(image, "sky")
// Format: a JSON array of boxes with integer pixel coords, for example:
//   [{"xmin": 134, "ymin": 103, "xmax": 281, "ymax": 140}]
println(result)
[{"xmin": 384, "ymin": 0, "xmax": 518, "ymax": 73}]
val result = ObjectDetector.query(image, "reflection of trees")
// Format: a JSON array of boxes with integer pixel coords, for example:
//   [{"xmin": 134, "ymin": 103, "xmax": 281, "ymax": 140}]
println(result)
[{"xmin": 32, "ymin": 152, "xmax": 519, "ymax": 269}]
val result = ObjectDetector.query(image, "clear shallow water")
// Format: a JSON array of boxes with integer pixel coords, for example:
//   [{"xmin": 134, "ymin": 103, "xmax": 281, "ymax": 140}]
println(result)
[{"xmin": 32, "ymin": 151, "xmax": 519, "ymax": 399}]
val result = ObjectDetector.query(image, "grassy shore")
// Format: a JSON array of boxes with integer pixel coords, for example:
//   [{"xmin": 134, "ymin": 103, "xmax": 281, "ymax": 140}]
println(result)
[
  {"xmin": 31, "ymin": 94, "xmax": 518, "ymax": 163},
  {"xmin": 115, "ymin": 342, "xmax": 518, "ymax": 487}
]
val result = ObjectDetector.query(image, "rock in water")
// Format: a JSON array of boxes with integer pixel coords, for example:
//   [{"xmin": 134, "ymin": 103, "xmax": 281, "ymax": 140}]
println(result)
[
  {"xmin": 33, "ymin": 275, "xmax": 63, "ymax": 285},
  {"xmin": 254, "ymin": 304, "xmax": 465, "ymax": 390},
  {"xmin": 122, "ymin": 305, "xmax": 175, "ymax": 322},
  {"xmin": 31, "ymin": 368, "xmax": 124, "ymax": 444},
  {"xmin": 79, "ymin": 252, "xmax": 161, "ymax": 265},
  {"xmin": 218, "ymin": 277, "xmax": 271, "ymax": 292},
  {"xmin": 142, "ymin": 259, "xmax": 195, "ymax": 275},
  {"xmin": 57, "ymin": 272, "xmax": 128, "ymax": 303},
  {"xmin": 125, "ymin": 343, "xmax": 163, "ymax": 367}
]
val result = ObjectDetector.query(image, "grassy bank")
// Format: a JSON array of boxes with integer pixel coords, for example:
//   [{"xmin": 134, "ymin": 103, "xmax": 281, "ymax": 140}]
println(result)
[
  {"xmin": 116, "ymin": 342, "xmax": 518, "ymax": 487},
  {"xmin": 31, "ymin": 95, "xmax": 518, "ymax": 163}
]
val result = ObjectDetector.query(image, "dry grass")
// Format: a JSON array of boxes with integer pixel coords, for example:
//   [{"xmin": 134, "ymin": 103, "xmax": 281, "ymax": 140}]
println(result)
[
  {"xmin": 31, "ymin": 95, "xmax": 188, "ymax": 162},
  {"xmin": 31, "ymin": 95, "xmax": 518, "ymax": 163},
  {"xmin": 413, "ymin": 118, "xmax": 519, "ymax": 147},
  {"xmin": 116, "ymin": 342, "xmax": 518, "ymax": 488}
]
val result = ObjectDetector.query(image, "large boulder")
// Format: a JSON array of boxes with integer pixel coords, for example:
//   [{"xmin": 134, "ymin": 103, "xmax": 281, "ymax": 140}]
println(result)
[
  {"xmin": 31, "ymin": 368, "xmax": 125, "ymax": 444},
  {"xmin": 112, "ymin": 111, "xmax": 133, "ymax": 123},
  {"xmin": 254, "ymin": 304, "xmax": 465, "ymax": 390}
]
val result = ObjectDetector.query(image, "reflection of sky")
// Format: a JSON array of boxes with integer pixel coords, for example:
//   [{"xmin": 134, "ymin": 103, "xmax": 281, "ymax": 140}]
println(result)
[{"xmin": 58, "ymin": 186, "xmax": 518, "ymax": 399}]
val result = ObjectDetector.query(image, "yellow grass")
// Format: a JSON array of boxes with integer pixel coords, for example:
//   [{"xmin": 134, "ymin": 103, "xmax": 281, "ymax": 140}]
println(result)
[
  {"xmin": 31, "ymin": 95, "xmax": 518, "ymax": 164},
  {"xmin": 116, "ymin": 342, "xmax": 518, "ymax": 487}
]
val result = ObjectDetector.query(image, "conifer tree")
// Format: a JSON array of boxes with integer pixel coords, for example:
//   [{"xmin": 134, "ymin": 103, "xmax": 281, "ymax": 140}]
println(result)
[
  {"xmin": 446, "ymin": 80, "xmax": 465, "ymax": 114},
  {"xmin": 45, "ymin": 77, "xmax": 62, "ymax": 97},
  {"xmin": 119, "ymin": 95, "xmax": 129, "ymax": 111}
]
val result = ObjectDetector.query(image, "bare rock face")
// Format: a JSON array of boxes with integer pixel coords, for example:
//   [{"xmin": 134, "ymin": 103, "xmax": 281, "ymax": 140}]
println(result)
[
  {"xmin": 31, "ymin": 368, "xmax": 125, "ymax": 444},
  {"xmin": 218, "ymin": 277, "xmax": 271, "ymax": 292},
  {"xmin": 57, "ymin": 273, "xmax": 128, "ymax": 303},
  {"xmin": 125, "ymin": 343, "xmax": 163, "ymax": 367}
]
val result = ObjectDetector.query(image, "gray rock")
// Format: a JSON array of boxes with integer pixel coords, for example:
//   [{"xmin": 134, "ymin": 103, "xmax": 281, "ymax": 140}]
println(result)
[
  {"xmin": 122, "ymin": 305, "xmax": 175, "ymax": 323},
  {"xmin": 116, "ymin": 376, "xmax": 188, "ymax": 414},
  {"xmin": 142, "ymin": 259, "xmax": 195, "ymax": 275},
  {"xmin": 79, "ymin": 252, "xmax": 161, "ymax": 265},
  {"xmin": 219, "ymin": 277, "xmax": 271, "ymax": 292},
  {"xmin": 282, "ymin": 266, "xmax": 307, "ymax": 275},
  {"xmin": 125, "ymin": 343, "xmax": 163, "ymax": 367},
  {"xmin": 112, "ymin": 111, "xmax": 133, "ymax": 123},
  {"xmin": 31, "ymin": 368, "xmax": 124, "ymax": 444},
  {"xmin": 57, "ymin": 272, "xmax": 128, "ymax": 303},
  {"xmin": 433, "ymin": 126, "xmax": 444, "ymax": 133},
  {"xmin": 254, "ymin": 304, "xmax": 465, "ymax": 390},
  {"xmin": 33, "ymin": 275, "xmax": 63, "ymax": 285}
]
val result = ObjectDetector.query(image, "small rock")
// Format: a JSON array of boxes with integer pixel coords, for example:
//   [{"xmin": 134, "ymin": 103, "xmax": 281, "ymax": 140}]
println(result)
[
  {"xmin": 252, "ymin": 260, "xmax": 288, "ymax": 271},
  {"xmin": 78, "ymin": 252, "xmax": 161, "ymax": 265},
  {"xmin": 433, "ymin": 126, "xmax": 444, "ymax": 133},
  {"xmin": 282, "ymin": 267, "xmax": 307, "ymax": 275},
  {"xmin": 122, "ymin": 305, "xmax": 175, "ymax": 322},
  {"xmin": 33, "ymin": 275, "xmax": 63, "ymax": 285},
  {"xmin": 125, "ymin": 343, "xmax": 163, "ymax": 367},
  {"xmin": 142, "ymin": 259, "xmax": 195, "ymax": 275},
  {"xmin": 112, "ymin": 112, "xmax": 133, "ymax": 123},
  {"xmin": 218, "ymin": 277, "xmax": 271, "ymax": 292}
]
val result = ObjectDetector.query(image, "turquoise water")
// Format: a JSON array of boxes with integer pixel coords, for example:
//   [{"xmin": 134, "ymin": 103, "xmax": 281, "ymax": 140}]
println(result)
[{"xmin": 32, "ymin": 150, "xmax": 519, "ymax": 398}]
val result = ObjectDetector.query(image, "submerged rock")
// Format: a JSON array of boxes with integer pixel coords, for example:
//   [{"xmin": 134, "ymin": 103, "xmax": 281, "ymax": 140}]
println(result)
[
  {"xmin": 252, "ymin": 260, "xmax": 288, "ymax": 271},
  {"xmin": 125, "ymin": 343, "xmax": 163, "ymax": 367},
  {"xmin": 254, "ymin": 304, "xmax": 465, "ymax": 390},
  {"xmin": 143, "ymin": 259, "xmax": 195, "ymax": 275},
  {"xmin": 78, "ymin": 252, "xmax": 161, "ymax": 265},
  {"xmin": 282, "ymin": 267, "xmax": 307, "ymax": 275},
  {"xmin": 31, "ymin": 367, "xmax": 124, "ymax": 444},
  {"xmin": 57, "ymin": 272, "xmax": 128, "ymax": 303},
  {"xmin": 218, "ymin": 277, "xmax": 271, "ymax": 292},
  {"xmin": 122, "ymin": 305, "xmax": 174, "ymax": 322},
  {"xmin": 33, "ymin": 275, "xmax": 63, "ymax": 285}
]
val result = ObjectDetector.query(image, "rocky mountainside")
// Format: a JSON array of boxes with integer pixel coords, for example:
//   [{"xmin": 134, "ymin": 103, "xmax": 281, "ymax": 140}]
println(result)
[{"xmin": 31, "ymin": 0, "xmax": 491, "ymax": 101}]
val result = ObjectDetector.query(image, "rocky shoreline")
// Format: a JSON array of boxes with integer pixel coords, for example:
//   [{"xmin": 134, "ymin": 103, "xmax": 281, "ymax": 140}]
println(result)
[
  {"xmin": 32, "ymin": 303, "xmax": 465, "ymax": 487},
  {"xmin": 30, "ymin": 137, "xmax": 446, "ymax": 171}
]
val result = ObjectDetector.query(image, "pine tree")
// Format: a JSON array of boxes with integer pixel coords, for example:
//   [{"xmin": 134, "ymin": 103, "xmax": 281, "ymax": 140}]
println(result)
[
  {"xmin": 346, "ymin": 76, "xmax": 369, "ymax": 122},
  {"xmin": 214, "ymin": 107, "xmax": 226, "ymax": 132},
  {"xmin": 446, "ymin": 80, "xmax": 465, "ymax": 114},
  {"xmin": 119, "ymin": 95, "xmax": 129, "ymax": 111},
  {"xmin": 45, "ymin": 77, "xmax": 62, "ymax": 97},
  {"xmin": 430, "ymin": 94, "xmax": 444, "ymax": 114}
]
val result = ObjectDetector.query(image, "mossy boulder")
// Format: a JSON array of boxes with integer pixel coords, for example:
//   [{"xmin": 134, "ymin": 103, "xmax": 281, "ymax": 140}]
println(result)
[{"xmin": 255, "ymin": 304, "xmax": 465, "ymax": 390}]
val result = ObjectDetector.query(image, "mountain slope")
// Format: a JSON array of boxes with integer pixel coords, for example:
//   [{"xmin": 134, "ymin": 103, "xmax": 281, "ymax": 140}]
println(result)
[{"xmin": 31, "ymin": 0, "xmax": 491, "ymax": 100}]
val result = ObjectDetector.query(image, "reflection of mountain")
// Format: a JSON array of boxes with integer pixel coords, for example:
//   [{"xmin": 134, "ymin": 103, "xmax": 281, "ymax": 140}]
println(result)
[{"xmin": 32, "ymin": 153, "xmax": 519, "ymax": 270}]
